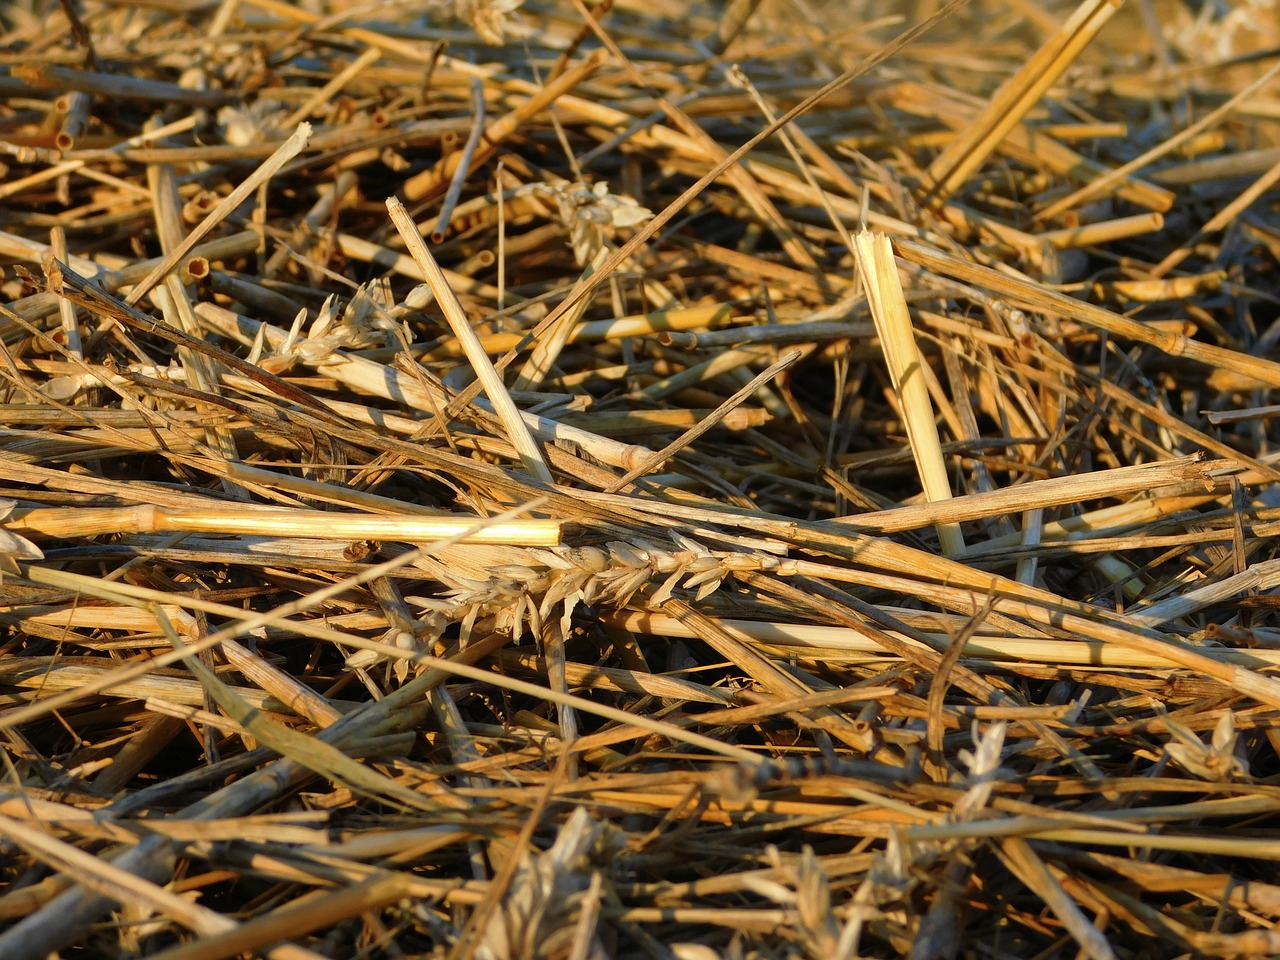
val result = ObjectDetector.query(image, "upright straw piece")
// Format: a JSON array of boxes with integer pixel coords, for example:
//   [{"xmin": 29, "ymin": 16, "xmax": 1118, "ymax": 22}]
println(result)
[
  {"xmin": 854, "ymin": 231, "xmax": 965, "ymax": 555},
  {"xmin": 386, "ymin": 197, "xmax": 554, "ymax": 484}
]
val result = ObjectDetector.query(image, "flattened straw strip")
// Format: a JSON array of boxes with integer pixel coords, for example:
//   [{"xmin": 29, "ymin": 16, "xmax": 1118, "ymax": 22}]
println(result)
[
  {"xmin": 219, "ymin": 635, "xmax": 343, "ymax": 727},
  {"xmin": 894, "ymin": 237, "xmax": 1280, "ymax": 389},
  {"xmin": 8, "ymin": 505, "xmax": 561, "ymax": 545},
  {"xmin": 1127, "ymin": 558, "xmax": 1280, "ymax": 628},
  {"xmin": 831, "ymin": 455, "xmax": 1221, "ymax": 533},
  {"xmin": 854, "ymin": 232, "xmax": 964, "ymax": 554},
  {"xmin": 996, "ymin": 837, "xmax": 1120, "ymax": 960},
  {"xmin": 1037, "ymin": 60, "xmax": 1280, "ymax": 222},
  {"xmin": 124, "ymin": 123, "xmax": 313, "ymax": 307},
  {"xmin": 922, "ymin": 0, "xmax": 1122, "ymax": 204},
  {"xmin": 386, "ymin": 196, "xmax": 553, "ymax": 483}
]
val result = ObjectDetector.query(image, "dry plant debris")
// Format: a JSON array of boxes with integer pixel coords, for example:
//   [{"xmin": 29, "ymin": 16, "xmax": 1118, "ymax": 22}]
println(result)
[{"xmin": 3, "ymin": 0, "xmax": 1280, "ymax": 957}]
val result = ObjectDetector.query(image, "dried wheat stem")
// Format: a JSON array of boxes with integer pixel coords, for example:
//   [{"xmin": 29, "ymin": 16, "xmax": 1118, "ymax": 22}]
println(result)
[
  {"xmin": 386, "ymin": 196, "xmax": 553, "ymax": 483},
  {"xmin": 430, "ymin": 78, "xmax": 486, "ymax": 244},
  {"xmin": 401, "ymin": 50, "xmax": 607, "ymax": 203},
  {"xmin": 1037, "ymin": 60, "xmax": 1280, "ymax": 221},
  {"xmin": 922, "ymin": 0, "xmax": 1122, "ymax": 203},
  {"xmin": 9, "ymin": 505, "xmax": 561, "ymax": 545},
  {"xmin": 54, "ymin": 91, "xmax": 92, "ymax": 151},
  {"xmin": 855, "ymin": 231, "xmax": 964, "ymax": 554},
  {"xmin": 1039, "ymin": 212, "xmax": 1165, "ymax": 250},
  {"xmin": 195, "ymin": 302, "xmax": 652, "ymax": 472},
  {"xmin": 832, "ymin": 455, "xmax": 1222, "ymax": 534},
  {"xmin": 412, "ymin": 654, "xmax": 766, "ymax": 766},
  {"xmin": 1152, "ymin": 153, "xmax": 1280, "ymax": 277},
  {"xmin": 125, "ymin": 123, "xmax": 313, "ymax": 307},
  {"xmin": 512, "ymin": 248, "xmax": 606, "ymax": 392},
  {"xmin": 282, "ymin": 46, "xmax": 381, "ymax": 128},
  {"xmin": 895, "ymin": 237, "xmax": 1280, "ymax": 389},
  {"xmin": 0, "ymin": 811, "xmax": 327, "ymax": 960},
  {"xmin": 12, "ymin": 62, "xmax": 230, "ymax": 106},
  {"xmin": 605, "ymin": 611, "xmax": 1280, "ymax": 670},
  {"xmin": 606, "ymin": 349, "xmax": 801, "ymax": 492}
]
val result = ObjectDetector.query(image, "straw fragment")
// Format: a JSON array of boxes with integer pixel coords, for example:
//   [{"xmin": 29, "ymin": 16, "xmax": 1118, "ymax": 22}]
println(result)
[{"xmin": 854, "ymin": 231, "xmax": 964, "ymax": 554}]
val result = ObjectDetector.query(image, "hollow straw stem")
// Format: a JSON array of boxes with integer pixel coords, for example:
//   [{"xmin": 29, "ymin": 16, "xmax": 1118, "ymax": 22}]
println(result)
[
  {"xmin": 854, "ymin": 231, "xmax": 964, "ymax": 554},
  {"xmin": 124, "ymin": 123, "xmax": 313, "ymax": 307},
  {"xmin": 894, "ymin": 237, "xmax": 1280, "ymax": 389},
  {"xmin": 921, "ymin": 0, "xmax": 1123, "ymax": 204},
  {"xmin": 385, "ymin": 196, "xmax": 554, "ymax": 483},
  {"xmin": 7, "ymin": 505, "xmax": 562, "ymax": 546},
  {"xmin": 830, "ymin": 455, "xmax": 1224, "ymax": 534},
  {"xmin": 401, "ymin": 51, "xmax": 607, "ymax": 203}
]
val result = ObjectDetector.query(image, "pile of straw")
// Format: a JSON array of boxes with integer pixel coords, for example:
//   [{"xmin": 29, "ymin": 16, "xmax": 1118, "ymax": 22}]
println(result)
[{"xmin": 2, "ymin": 0, "xmax": 1280, "ymax": 956}]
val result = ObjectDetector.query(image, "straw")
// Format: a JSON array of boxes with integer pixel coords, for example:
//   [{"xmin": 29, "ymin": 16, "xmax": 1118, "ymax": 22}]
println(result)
[
  {"xmin": 854, "ymin": 231, "xmax": 964, "ymax": 554},
  {"xmin": 5, "ymin": 1, "xmax": 1280, "ymax": 956},
  {"xmin": 387, "ymin": 197, "xmax": 553, "ymax": 483}
]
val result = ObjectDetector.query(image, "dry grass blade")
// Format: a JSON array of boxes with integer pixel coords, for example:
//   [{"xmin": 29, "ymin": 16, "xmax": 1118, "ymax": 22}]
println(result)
[{"xmin": 5, "ymin": 1, "xmax": 1280, "ymax": 957}]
